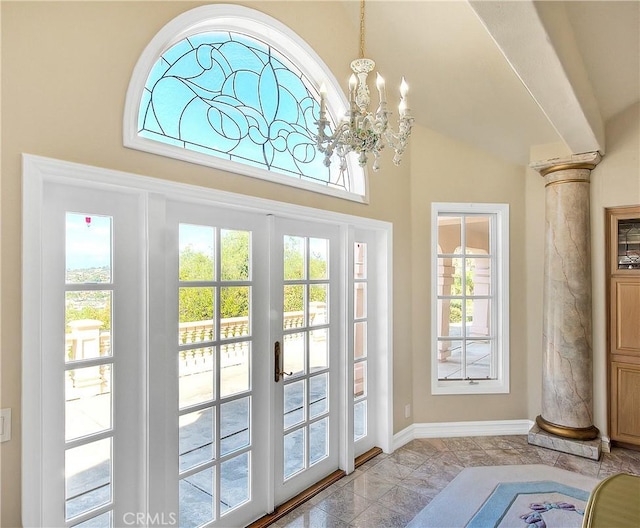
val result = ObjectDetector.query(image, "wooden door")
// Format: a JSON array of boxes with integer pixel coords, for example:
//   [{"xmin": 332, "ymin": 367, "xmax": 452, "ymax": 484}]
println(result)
[{"xmin": 607, "ymin": 206, "xmax": 640, "ymax": 447}]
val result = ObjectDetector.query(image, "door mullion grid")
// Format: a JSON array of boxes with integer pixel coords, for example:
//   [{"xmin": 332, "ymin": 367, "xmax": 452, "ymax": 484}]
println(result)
[
  {"xmin": 65, "ymin": 504, "xmax": 113, "ymax": 528},
  {"xmin": 26, "ymin": 165, "xmax": 390, "ymax": 528}
]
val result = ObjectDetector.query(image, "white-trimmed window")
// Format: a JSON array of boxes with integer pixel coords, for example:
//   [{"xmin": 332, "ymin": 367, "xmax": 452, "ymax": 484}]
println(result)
[
  {"xmin": 123, "ymin": 5, "xmax": 366, "ymax": 202},
  {"xmin": 431, "ymin": 203, "xmax": 509, "ymax": 395}
]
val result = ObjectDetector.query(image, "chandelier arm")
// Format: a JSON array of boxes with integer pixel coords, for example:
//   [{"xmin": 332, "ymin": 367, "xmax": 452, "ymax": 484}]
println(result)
[{"xmin": 316, "ymin": 120, "xmax": 355, "ymax": 165}]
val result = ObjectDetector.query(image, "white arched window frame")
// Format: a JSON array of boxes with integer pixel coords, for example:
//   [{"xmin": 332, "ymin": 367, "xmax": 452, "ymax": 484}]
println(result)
[{"xmin": 123, "ymin": 4, "xmax": 367, "ymax": 202}]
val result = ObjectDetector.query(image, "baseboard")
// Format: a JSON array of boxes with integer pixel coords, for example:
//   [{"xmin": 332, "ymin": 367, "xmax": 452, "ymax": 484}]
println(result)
[
  {"xmin": 393, "ymin": 419, "xmax": 535, "ymax": 451},
  {"xmin": 393, "ymin": 420, "xmax": 615, "ymax": 454}
]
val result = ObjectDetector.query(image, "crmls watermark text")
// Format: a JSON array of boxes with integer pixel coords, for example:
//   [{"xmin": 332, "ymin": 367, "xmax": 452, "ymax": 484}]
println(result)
[{"xmin": 122, "ymin": 512, "xmax": 178, "ymax": 526}]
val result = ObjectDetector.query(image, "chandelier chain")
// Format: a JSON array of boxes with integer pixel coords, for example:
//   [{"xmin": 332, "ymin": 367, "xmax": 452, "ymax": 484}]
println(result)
[{"xmin": 359, "ymin": 0, "xmax": 366, "ymax": 59}]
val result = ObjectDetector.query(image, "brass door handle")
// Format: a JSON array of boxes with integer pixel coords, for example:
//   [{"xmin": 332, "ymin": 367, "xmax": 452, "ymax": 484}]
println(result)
[{"xmin": 274, "ymin": 341, "xmax": 292, "ymax": 382}]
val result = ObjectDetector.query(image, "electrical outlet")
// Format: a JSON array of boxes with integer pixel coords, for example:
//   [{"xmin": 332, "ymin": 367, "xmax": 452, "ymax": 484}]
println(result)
[
  {"xmin": 0, "ymin": 408, "xmax": 11, "ymax": 442},
  {"xmin": 404, "ymin": 403, "xmax": 411, "ymax": 419}
]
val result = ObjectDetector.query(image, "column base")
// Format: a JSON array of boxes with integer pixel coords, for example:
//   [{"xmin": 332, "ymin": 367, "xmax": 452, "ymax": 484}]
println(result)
[
  {"xmin": 528, "ymin": 423, "xmax": 601, "ymax": 461},
  {"xmin": 536, "ymin": 415, "xmax": 599, "ymax": 440}
]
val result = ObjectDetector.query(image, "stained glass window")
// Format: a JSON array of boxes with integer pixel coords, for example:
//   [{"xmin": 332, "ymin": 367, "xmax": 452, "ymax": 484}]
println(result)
[{"xmin": 138, "ymin": 31, "xmax": 348, "ymax": 191}]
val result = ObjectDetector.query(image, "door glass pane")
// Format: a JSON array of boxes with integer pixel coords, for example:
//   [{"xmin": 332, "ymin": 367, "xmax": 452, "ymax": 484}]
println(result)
[
  {"xmin": 66, "ymin": 365, "xmax": 112, "ymax": 441},
  {"xmin": 179, "ymin": 287, "xmax": 214, "ymax": 344},
  {"xmin": 354, "ymin": 283, "xmax": 367, "ymax": 319},
  {"xmin": 220, "ymin": 397, "xmax": 250, "ymax": 456},
  {"xmin": 284, "ymin": 380, "xmax": 305, "ymax": 429},
  {"xmin": 354, "ymin": 401, "xmax": 367, "ymax": 441},
  {"xmin": 65, "ymin": 438, "xmax": 112, "ymax": 520},
  {"xmin": 309, "ymin": 329, "xmax": 328, "ymax": 372},
  {"xmin": 284, "ymin": 236, "xmax": 305, "ymax": 280},
  {"xmin": 220, "ymin": 286, "xmax": 250, "ymax": 339},
  {"xmin": 220, "ymin": 452, "xmax": 250, "ymax": 514},
  {"xmin": 309, "ymin": 418, "xmax": 328, "ymax": 465},
  {"xmin": 66, "ymin": 213, "xmax": 112, "ymax": 284},
  {"xmin": 179, "ymin": 347, "xmax": 214, "ymax": 409},
  {"xmin": 284, "ymin": 285, "xmax": 304, "ymax": 329},
  {"xmin": 283, "ymin": 332, "xmax": 305, "ymax": 377},
  {"xmin": 179, "ymin": 407, "xmax": 215, "ymax": 472},
  {"xmin": 71, "ymin": 511, "xmax": 112, "ymax": 528},
  {"xmin": 221, "ymin": 229, "xmax": 250, "ymax": 281},
  {"xmin": 179, "ymin": 224, "xmax": 215, "ymax": 281},
  {"xmin": 354, "ymin": 321, "xmax": 367, "ymax": 359},
  {"xmin": 220, "ymin": 342, "xmax": 250, "ymax": 397},
  {"xmin": 309, "ymin": 373, "xmax": 328, "ymax": 419},
  {"xmin": 180, "ymin": 467, "xmax": 214, "ymax": 528},
  {"xmin": 354, "ymin": 362, "xmax": 366, "ymax": 398},
  {"xmin": 618, "ymin": 219, "xmax": 640, "ymax": 269},
  {"xmin": 284, "ymin": 428, "xmax": 305, "ymax": 479},
  {"xmin": 354, "ymin": 242, "xmax": 367, "ymax": 280},
  {"xmin": 66, "ymin": 291, "xmax": 112, "ymax": 361},
  {"xmin": 309, "ymin": 238, "xmax": 328, "ymax": 280},
  {"xmin": 309, "ymin": 284, "xmax": 327, "ymax": 326}
]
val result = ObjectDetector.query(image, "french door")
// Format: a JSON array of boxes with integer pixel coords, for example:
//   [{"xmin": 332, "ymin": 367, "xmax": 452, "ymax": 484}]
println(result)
[
  {"xmin": 158, "ymin": 200, "xmax": 272, "ymax": 527},
  {"xmin": 38, "ymin": 182, "xmax": 146, "ymax": 527},
  {"xmin": 271, "ymin": 218, "xmax": 341, "ymax": 504},
  {"xmin": 23, "ymin": 157, "xmax": 390, "ymax": 528}
]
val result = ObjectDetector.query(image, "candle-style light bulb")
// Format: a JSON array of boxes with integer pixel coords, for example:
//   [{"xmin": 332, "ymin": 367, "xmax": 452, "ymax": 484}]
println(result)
[
  {"xmin": 319, "ymin": 82, "xmax": 327, "ymax": 118},
  {"xmin": 349, "ymin": 74, "xmax": 357, "ymax": 103},
  {"xmin": 376, "ymin": 72, "xmax": 386, "ymax": 104},
  {"xmin": 400, "ymin": 77, "xmax": 409, "ymax": 99},
  {"xmin": 399, "ymin": 99, "xmax": 407, "ymax": 117}
]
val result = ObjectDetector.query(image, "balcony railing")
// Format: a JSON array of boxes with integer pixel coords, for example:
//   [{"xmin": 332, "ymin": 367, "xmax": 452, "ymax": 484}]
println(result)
[{"xmin": 65, "ymin": 308, "xmax": 325, "ymax": 391}]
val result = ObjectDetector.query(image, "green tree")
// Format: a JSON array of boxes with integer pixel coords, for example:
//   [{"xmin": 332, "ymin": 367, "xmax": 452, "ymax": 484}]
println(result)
[
  {"xmin": 65, "ymin": 290, "xmax": 111, "ymax": 331},
  {"xmin": 283, "ymin": 237, "xmax": 328, "ymax": 312},
  {"xmin": 179, "ymin": 231, "xmax": 251, "ymax": 321}
]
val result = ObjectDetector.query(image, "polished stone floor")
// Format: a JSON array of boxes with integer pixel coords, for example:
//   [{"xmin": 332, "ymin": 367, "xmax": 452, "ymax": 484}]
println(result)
[{"xmin": 272, "ymin": 436, "xmax": 640, "ymax": 528}]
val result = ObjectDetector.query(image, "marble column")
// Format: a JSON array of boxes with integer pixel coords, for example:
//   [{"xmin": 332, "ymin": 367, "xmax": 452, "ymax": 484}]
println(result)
[{"xmin": 529, "ymin": 152, "xmax": 601, "ymax": 454}]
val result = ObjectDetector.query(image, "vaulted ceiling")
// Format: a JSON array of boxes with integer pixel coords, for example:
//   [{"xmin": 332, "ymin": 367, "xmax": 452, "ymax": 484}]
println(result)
[{"xmin": 338, "ymin": 1, "xmax": 640, "ymax": 165}]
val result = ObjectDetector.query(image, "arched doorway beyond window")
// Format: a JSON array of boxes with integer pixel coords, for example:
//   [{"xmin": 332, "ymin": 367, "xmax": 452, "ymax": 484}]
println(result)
[{"xmin": 123, "ymin": 5, "xmax": 366, "ymax": 202}]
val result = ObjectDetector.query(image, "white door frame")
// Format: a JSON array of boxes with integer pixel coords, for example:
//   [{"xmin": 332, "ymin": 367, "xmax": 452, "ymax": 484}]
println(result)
[{"xmin": 22, "ymin": 153, "xmax": 393, "ymax": 526}]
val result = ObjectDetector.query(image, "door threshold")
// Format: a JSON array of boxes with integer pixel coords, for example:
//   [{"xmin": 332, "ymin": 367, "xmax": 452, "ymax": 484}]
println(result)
[{"xmin": 247, "ymin": 447, "xmax": 383, "ymax": 528}]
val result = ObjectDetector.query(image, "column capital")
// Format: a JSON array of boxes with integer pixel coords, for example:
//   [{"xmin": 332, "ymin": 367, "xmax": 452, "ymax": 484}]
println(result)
[{"xmin": 530, "ymin": 151, "xmax": 602, "ymax": 178}]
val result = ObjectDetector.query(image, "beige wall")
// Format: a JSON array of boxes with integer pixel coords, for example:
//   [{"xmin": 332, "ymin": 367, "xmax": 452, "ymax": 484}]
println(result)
[
  {"xmin": 524, "ymin": 103, "xmax": 640, "ymax": 434},
  {"xmin": 1, "ymin": 2, "xmax": 638, "ymax": 527},
  {"xmin": 409, "ymin": 125, "xmax": 529, "ymax": 424},
  {"xmin": 0, "ymin": 3, "xmax": 411, "ymax": 525},
  {"xmin": 590, "ymin": 102, "xmax": 640, "ymax": 433}
]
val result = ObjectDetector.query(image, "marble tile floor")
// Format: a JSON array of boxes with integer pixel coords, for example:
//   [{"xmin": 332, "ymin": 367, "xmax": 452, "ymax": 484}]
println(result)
[{"xmin": 271, "ymin": 436, "xmax": 640, "ymax": 528}]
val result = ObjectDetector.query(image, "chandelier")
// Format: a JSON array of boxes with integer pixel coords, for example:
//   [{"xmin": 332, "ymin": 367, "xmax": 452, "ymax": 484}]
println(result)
[{"xmin": 316, "ymin": 0, "xmax": 414, "ymax": 172}]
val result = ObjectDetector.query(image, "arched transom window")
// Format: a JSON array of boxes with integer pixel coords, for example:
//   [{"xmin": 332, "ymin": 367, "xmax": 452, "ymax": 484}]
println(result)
[{"xmin": 124, "ymin": 5, "xmax": 366, "ymax": 201}]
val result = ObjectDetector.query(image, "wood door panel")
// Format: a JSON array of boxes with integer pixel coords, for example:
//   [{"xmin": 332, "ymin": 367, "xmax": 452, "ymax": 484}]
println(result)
[
  {"xmin": 611, "ymin": 362, "xmax": 640, "ymax": 443},
  {"xmin": 612, "ymin": 278, "xmax": 640, "ymax": 355},
  {"xmin": 607, "ymin": 206, "xmax": 640, "ymax": 448}
]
